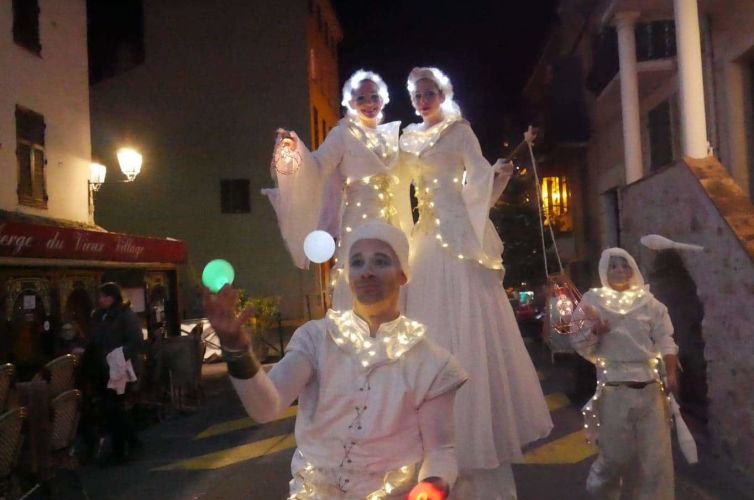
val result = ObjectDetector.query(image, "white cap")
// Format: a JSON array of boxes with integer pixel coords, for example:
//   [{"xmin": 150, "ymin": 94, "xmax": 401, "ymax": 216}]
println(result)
[{"xmin": 345, "ymin": 221, "xmax": 410, "ymax": 281}]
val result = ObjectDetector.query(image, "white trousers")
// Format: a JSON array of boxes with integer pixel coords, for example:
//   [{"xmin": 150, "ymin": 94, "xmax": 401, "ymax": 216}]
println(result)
[
  {"xmin": 587, "ymin": 383, "xmax": 673, "ymax": 500},
  {"xmin": 451, "ymin": 463, "xmax": 517, "ymax": 500}
]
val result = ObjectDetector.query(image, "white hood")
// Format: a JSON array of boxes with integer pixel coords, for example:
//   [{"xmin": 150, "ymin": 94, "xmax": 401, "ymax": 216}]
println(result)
[{"xmin": 591, "ymin": 247, "xmax": 653, "ymax": 315}]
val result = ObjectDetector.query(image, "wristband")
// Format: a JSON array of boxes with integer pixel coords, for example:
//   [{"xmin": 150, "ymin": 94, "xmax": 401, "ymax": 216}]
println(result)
[{"xmin": 223, "ymin": 350, "xmax": 260, "ymax": 379}]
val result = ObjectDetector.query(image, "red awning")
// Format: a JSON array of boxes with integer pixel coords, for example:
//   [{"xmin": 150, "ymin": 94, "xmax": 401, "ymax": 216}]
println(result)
[{"xmin": 0, "ymin": 213, "xmax": 186, "ymax": 264}]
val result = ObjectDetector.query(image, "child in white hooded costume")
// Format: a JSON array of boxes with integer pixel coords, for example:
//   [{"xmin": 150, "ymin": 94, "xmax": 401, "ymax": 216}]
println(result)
[{"xmin": 570, "ymin": 248, "xmax": 679, "ymax": 500}]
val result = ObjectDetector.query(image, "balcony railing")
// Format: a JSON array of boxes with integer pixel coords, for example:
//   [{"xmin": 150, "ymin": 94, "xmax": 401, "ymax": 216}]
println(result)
[{"xmin": 586, "ymin": 21, "xmax": 677, "ymax": 95}]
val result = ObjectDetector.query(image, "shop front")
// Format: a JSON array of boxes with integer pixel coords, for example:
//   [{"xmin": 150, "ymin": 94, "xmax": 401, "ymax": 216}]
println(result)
[{"xmin": 0, "ymin": 211, "xmax": 186, "ymax": 379}]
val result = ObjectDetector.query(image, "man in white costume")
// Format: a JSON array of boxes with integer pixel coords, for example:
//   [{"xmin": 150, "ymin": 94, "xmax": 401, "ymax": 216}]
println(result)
[
  {"xmin": 570, "ymin": 248, "xmax": 679, "ymax": 500},
  {"xmin": 203, "ymin": 221, "xmax": 467, "ymax": 499}
]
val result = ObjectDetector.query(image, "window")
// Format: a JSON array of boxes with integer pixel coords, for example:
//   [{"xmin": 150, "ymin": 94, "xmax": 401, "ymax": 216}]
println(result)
[
  {"xmin": 12, "ymin": 0, "xmax": 41, "ymax": 54},
  {"xmin": 648, "ymin": 100, "xmax": 673, "ymax": 171},
  {"xmin": 220, "ymin": 179, "xmax": 250, "ymax": 214},
  {"xmin": 540, "ymin": 176, "xmax": 572, "ymax": 232},
  {"xmin": 312, "ymin": 107, "xmax": 320, "ymax": 148},
  {"xmin": 15, "ymin": 106, "xmax": 47, "ymax": 208}
]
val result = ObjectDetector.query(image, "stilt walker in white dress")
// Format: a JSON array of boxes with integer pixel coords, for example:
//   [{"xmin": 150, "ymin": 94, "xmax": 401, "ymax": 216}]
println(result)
[
  {"xmin": 399, "ymin": 67, "xmax": 553, "ymax": 499},
  {"xmin": 264, "ymin": 70, "xmax": 412, "ymax": 310}
]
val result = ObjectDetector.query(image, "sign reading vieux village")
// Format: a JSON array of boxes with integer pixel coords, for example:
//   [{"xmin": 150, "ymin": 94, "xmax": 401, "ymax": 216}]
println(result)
[{"xmin": 0, "ymin": 221, "xmax": 186, "ymax": 263}]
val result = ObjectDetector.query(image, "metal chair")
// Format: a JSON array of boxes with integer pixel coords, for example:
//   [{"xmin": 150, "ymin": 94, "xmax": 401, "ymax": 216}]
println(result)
[
  {"xmin": 49, "ymin": 390, "xmax": 82, "ymax": 466},
  {"xmin": 0, "ymin": 407, "xmax": 27, "ymax": 499},
  {"xmin": 0, "ymin": 364, "xmax": 15, "ymax": 413},
  {"xmin": 47, "ymin": 389, "xmax": 88, "ymax": 499},
  {"xmin": 32, "ymin": 355, "xmax": 77, "ymax": 399}
]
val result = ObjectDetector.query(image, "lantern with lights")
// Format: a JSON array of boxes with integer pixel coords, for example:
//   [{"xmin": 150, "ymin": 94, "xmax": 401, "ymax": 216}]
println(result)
[
  {"xmin": 272, "ymin": 133, "xmax": 301, "ymax": 176},
  {"xmin": 547, "ymin": 274, "xmax": 584, "ymax": 335}
]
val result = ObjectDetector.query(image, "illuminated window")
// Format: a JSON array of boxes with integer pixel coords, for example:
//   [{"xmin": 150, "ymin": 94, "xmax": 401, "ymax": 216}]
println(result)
[{"xmin": 541, "ymin": 176, "xmax": 572, "ymax": 232}]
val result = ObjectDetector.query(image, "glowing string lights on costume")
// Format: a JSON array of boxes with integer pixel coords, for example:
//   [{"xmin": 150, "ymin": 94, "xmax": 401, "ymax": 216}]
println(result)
[
  {"xmin": 326, "ymin": 310, "xmax": 425, "ymax": 370},
  {"xmin": 346, "ymin": 118, "xmax": 399, "ymax": 162}
]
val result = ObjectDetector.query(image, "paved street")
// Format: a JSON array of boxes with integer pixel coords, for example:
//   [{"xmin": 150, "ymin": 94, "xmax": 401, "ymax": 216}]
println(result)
[{"xmin": 68, "ymin": 337, "xmax": 752, "ymax": 500}]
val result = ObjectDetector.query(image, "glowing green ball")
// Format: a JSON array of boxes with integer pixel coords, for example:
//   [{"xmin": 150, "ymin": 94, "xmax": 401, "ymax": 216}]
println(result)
[{"xmin": 202, "ymin": 259, "xmax": 235, "ymax": 293}]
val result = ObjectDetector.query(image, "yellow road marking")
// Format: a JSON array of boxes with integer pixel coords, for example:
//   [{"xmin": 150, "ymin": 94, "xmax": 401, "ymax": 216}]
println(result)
[
  {"xmin": 154, "ymin": 433, "xmax": 297, "ymax": 471},
  {"xmin": 194, "ymin": 406, "xmax": 298, "ymax": 440},
  {"xmin": 544, "ymin": 393, "xmax": 570, "ymax": 412},
  {"xmin": 517, "ymin": 430, "xmax": 596, "ymax": 465}
]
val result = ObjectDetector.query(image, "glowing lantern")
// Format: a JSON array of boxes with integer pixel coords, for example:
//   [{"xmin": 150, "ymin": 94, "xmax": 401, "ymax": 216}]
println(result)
[
  {"xmin": 272, "ymin": 135, "xmax": 301, "ymax": 175},
  {"xmin": 202, "ymin": 259, "xmax": 235, "ymax": 293},
  {"xmin": 304, "ymin": 230, "xmax": 335, "ymax": 264},
  {"xmin": 547, "ymin": 274, "xmax": 583, "ymax": 335}
]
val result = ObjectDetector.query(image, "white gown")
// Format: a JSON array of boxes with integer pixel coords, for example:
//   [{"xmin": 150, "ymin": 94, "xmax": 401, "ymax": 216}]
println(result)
[
  {"xmin": 400, "ymin": 119, "xmax": 553, "ymax": 481},
  {"xmin": 264, "ymin": 118, "xmax": 412, "ymax": 310}
]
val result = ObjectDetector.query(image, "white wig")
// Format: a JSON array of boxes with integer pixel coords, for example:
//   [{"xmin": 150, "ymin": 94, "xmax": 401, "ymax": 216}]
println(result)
[
  {"xmin": 407, "ymin": 66, "xmax": 462, "ymax": 119},
  {"xmin": 341, "ymin": 69, "xmax": 390, "ymax": 121}
]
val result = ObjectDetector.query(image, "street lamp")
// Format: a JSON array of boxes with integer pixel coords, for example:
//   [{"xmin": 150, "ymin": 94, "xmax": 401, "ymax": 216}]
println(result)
[
  {"xmin": 89, "ymin": 162, "xmax": 107, "ymax": 191},
  {"xmin": 117, "ymin": 147, "xmax": 143, "ymax": 181},
  {"xmin": 88, "ymin": 147, "xmax": 143, "ymax": 219}
]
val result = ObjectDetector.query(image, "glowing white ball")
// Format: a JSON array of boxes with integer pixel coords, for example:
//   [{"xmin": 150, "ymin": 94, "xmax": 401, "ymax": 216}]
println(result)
[{"xmin": 304, "ymin": 230, "xmax": 335, "ymax": 264}]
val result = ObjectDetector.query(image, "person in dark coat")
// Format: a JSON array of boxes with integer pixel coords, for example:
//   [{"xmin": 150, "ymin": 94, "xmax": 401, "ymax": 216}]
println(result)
[{"xmin": 86, "ymin": 282, "xmax": 143, "ymax": 463}]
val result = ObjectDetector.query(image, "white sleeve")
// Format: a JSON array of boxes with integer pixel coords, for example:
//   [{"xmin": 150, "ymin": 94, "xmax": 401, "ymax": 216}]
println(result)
[
  {"xmin": 263, "ymin": 128, "xmax": 345, "ymax": 268},
  {"xmin": 651, "ymin": 302, "xmax": 678, "ymax": 356},
  {"xmin": 460, "ymin": 124, "xmax": 496, "ymax": 248},
  {"xmin": 489, "ymin": 162, "xmax": 512, "ymax": 208},
  {"xmin": 230, "ymin": 350, "xmax": 314, "ymax": 423},
  {"xmin": 417, "ymin": 392, "xmax": 458, "ymax": 487}
]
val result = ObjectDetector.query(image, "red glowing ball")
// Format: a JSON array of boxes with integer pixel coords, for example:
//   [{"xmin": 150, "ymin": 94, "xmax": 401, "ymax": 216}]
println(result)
[{"xmin": 407, "ymin": 481, "xmax": 446, "ymax": 500}]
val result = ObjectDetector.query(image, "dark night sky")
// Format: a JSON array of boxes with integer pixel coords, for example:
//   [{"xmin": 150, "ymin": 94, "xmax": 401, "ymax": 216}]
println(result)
[
  {"xmin": 88, "ymin": 1, "xmax": 559, "ymax": 157},
  {"xmin": 331, "ymin": 0, "xmax": 559, "ymax": 156}
]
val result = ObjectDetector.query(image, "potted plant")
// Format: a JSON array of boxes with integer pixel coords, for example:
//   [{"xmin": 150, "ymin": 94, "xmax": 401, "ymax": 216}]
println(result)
[{"xmin": 236, "ymin": 290, "xmax": 280, "ymax": 362}]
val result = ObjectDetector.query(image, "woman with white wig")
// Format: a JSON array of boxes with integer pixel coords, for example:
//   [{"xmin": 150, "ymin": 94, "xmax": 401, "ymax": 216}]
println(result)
[
  {"xmin": 264, "ymin": 70, "xmax": 413, "ymax": 310},
  {"xmin": 399, "ymin": 67, "xmax": 553, "ymax": 498}
]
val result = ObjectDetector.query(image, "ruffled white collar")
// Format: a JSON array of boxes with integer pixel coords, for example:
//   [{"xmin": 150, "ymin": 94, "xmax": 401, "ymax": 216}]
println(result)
[
  {"xmin": 325, "ymin": 309, "xmax": 426, "ymax": 370},
  {"xmin": 587, "ymin": 285, "xmax": 654, "ymax": 315},
  {"xmin": 400, "ymin": 117, "xmax": 463, "ymax": 156},
  {"xmin": 343, "ymin": 118, "xmax": 400, "ymax": 165}
]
